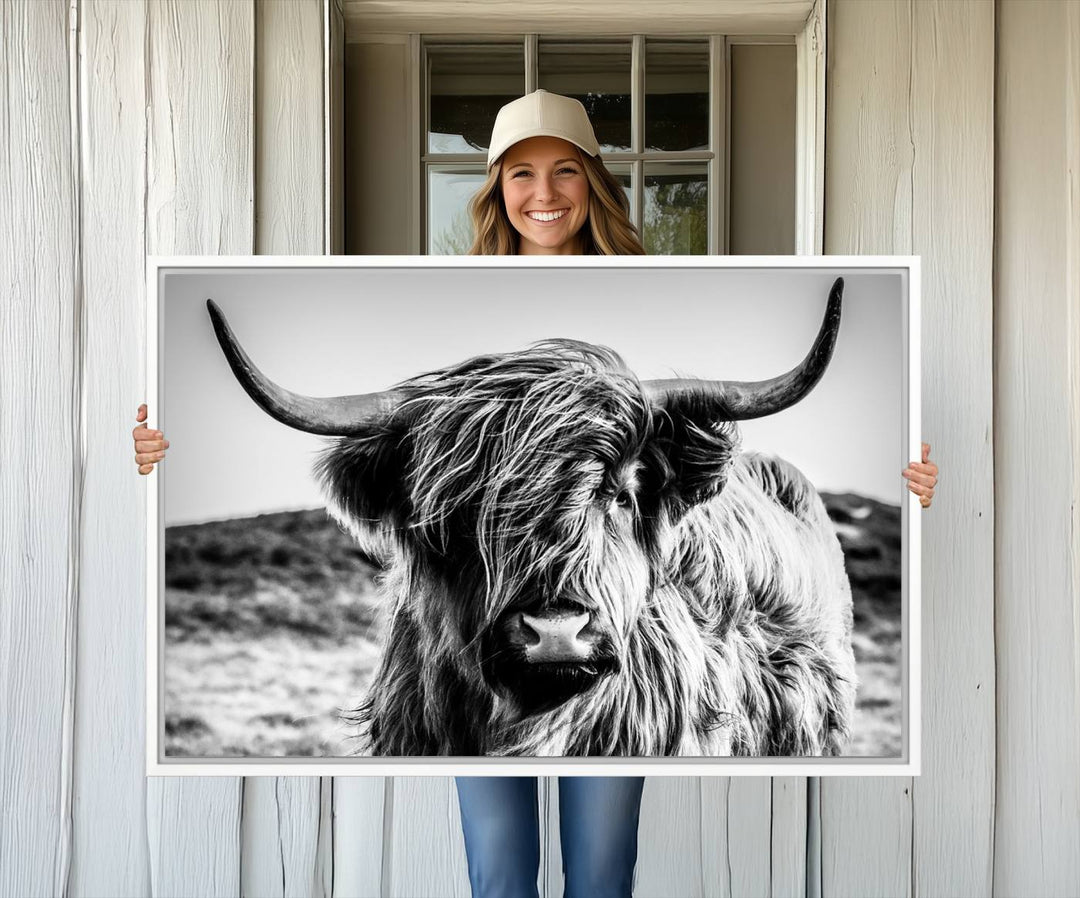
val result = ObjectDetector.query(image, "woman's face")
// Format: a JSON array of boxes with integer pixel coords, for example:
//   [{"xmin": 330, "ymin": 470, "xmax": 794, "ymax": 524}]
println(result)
[{"xmin": 499, "ymin": 136, "xmax": 590, "ymax": 255}]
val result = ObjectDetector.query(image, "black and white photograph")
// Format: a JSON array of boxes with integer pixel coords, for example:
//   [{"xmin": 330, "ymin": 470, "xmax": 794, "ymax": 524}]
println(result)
[{"xmin": 153, "ymin": 260, "xmax": 916, "ymax": 768}]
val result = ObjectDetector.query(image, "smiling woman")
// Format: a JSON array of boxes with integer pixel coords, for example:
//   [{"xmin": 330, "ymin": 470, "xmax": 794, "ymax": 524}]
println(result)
[{"xmin": 466, "ymin": 89, "xmax": 645, "ymax": 256}]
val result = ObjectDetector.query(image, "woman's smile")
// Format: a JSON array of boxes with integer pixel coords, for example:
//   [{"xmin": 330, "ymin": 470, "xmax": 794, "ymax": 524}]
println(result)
[{"xmin": 525, "ymin": 208, "xmax": 570, "ymax": 223}]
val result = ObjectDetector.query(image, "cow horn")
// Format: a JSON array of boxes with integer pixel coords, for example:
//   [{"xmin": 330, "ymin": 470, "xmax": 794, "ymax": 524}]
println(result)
[
  {"xmin": 206, "ymin": 299, "xmax": 407, "ymax": 436},
  {"xmin": 642, "ymin": 276, "xmax": 844, "ymax": 420}
]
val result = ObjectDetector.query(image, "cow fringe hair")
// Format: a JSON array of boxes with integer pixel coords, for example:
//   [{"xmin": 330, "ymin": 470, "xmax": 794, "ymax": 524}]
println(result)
[
  {"xmin": 347, "ymin": 453, "xmax": 856, "ymax": 758},
  {"xmin": 318, "ymin": 341, "xmax": 856, "ymax": 757}
]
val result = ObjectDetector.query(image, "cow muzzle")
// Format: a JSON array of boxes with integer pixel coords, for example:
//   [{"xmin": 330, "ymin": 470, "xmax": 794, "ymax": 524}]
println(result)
[
  {"xmin": 482, "ymin": 601, "xmax": 618, "ymax": 717},
  {"xmin": 504, "ymin": 604, "xmax": 597, "ymax": 663}
]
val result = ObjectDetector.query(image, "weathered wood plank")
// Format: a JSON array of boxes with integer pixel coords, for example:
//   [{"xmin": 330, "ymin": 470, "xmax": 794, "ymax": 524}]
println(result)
[
  {"xmin": 0, "ymin": 1, "xmax": 78, "ymax": 895},
  {"xmin": 822, "ymin": 780, "xmax": 911, "ymax": 897},
  {"xmin": 70, "ymin": 1, "xmax": 153, "ymax": 894},
  {"xmin": 771, "ymin": 777, "xmax": 808, "ymax": 898},
  {"xmin": 634, "ymin": 778, "xmax": 703, "ymax": 898},
  {"xmin": 147, "ymin": 779, "xmax": 243, "ymax": 897},
  {"xmin": 908, "ymin": 2, "xmax": 995, "ymax": 896},
  {"xmin": 242, "ymin": 778, "xmax": 324, "ymax": 898},
  {"xmin": 243, "ymin": 1, "xmax": 327, "ymax": 893},
  {"xmin": 701, "ymin": 779, "xmax": 774, "ymax": 898},
  {"xmin": 994, "ymin": 1, "xmax": 1080, "ymax": 892},
  {"xmin": 144, "ymin": 0, "xmax": 254, "ymax": 257},
  {"xmin": 332, "ymin": 778, "xmax": 385, "ymax": 897},
  {"xmin": 255, "ymin": 0, "xmax": 324, "ymax": 256},
  {"xmin": 387, "ymin": 777, "xmax": 470, "ymax": 898},
  {"xmin": 822, "ymin": 2, "xmax": 915, "ymax": 894},
  {"xmin": 315, "ymin": 778, "xmax": 334, "ymax": 897},
  {"xmin": 825, "ymin": 0, "xmax": 913, "ymax": 255},
  {"xmin": 824, "ymin": 1, "xmax": 998, "ymax": 892},
  {"xmin": 145, "ymin": 1, "xmax": 254, "ymax": 893}
]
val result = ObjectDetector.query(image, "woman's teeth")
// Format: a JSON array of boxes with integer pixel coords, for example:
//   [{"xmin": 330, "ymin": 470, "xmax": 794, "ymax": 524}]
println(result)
[{"xmin": 527, "ymin": 209, "xmax": 567, "ymax": 222}]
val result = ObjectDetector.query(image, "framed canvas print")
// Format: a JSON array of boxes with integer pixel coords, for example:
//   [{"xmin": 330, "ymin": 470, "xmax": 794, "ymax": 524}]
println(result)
[{"xmin": 146, "ymin": 256, "xmax": 920, "ymax": 776}]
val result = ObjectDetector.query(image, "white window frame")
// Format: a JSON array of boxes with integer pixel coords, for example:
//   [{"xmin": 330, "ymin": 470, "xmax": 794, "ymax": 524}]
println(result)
[{"xmin": 397, "ymin": 1, "xmax": 826, "ymax": 256}]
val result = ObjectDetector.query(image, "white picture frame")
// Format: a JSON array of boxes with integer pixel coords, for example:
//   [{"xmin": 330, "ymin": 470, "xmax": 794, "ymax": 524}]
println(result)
[{"xmin": 146, "ymin": 254, "xmax": 920, "ymax": 777}]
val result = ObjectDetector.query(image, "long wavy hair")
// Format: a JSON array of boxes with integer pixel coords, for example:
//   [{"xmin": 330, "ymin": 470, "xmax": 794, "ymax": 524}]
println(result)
[{"xmin": 467, "ymin": 148, "xmax": 646, "ymax": 255}]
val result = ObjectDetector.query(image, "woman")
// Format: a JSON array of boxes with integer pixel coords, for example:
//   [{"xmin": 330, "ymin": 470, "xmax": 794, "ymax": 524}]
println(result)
[{"xmin": 131, "ymin": 89, "xmax": 939, "ymax": 898}]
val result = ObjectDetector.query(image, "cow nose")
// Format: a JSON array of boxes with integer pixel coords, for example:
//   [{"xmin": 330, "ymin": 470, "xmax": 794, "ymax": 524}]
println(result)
[{"xmin": 512, "ymin": 608, "xmax": 593, "ymax": 663}]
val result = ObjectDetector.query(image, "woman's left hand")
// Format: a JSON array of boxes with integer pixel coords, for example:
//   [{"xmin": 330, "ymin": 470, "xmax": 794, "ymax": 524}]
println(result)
[{"xmin": 903, "ymin": 442, "xmax": 938, "ymax": 509}]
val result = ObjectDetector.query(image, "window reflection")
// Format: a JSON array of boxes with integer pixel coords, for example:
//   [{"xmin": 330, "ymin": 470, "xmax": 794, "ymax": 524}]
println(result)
[
  {"xmin": 428, "ymin": 44, "xmax": 525, "ymax": 153},
  {"xmin": 428, "ymin": 168, "xmax": 487, "ymax": 254},
  {"xmin": 643, "ymin": 163, "xmax": 708, "ymax": 255},
  {"xmin": 538, "ymin": 40, "xmax": 632, "ymax": 153},
  {"xmin": 645, "ymin": 40, "xmax": 709, "ymax": 153}
]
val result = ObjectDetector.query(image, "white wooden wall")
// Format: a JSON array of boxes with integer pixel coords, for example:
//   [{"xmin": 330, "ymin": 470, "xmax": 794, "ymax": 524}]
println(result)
[
  {"xmin": 823, "ymin": 2, "xmax": 996, "ymax": 894},
  {"xmin": 993, "ymin": 0, "xmax": 1080, "ymax": 892},
  {"xmin": 1, "ymin": 1, "xmax": 1077, "ymax": 896}
]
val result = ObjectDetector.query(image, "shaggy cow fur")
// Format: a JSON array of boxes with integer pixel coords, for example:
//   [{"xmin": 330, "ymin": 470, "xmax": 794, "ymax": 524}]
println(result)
[{"xmin": 314, "ymin": 340, "xmax": 856, "ymax": 757}]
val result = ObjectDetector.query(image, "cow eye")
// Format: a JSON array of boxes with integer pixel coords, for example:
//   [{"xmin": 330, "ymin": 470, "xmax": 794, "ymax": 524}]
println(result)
[{"xmin": 613, "ymin": 489, "xmax": 634, "ymax": 510}]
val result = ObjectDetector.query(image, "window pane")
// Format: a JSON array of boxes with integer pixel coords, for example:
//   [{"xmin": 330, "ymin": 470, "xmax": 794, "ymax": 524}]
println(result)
[
  {"xmin": 643, "ymin": 163, "xmax": 707, "ymax": 255},
  {"xmin": 538, "ymin": 40, "xmax": 631, "ymax": 153},
  {"xmin": 428, "ymin": 167, "xmax": 487, "ymax": 254},
  {"xmin": 645, "ymin": 40, "xmax": 709, "ymax": 152},
  {"xmin": 428, "ymin": 44, "xmax": 524, "ymax": 154}
]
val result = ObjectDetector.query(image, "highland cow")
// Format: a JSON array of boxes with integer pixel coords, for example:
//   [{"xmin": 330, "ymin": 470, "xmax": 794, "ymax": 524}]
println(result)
[{"xmin": 207, "ymin": 277, "xmax": 856, "ymax": 757}]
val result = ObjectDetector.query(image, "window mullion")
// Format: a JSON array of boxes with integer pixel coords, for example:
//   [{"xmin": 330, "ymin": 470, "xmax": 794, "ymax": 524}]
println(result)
[
  {"xmin": 631, "ymin": 34, "xmax": 645, "ymax": 234},
  {"xmin": 525, "ymin": 34, "xmax": 537, "ymax": 93},
  {"xmin": 723, "ymin": 37, "xmax": 732, "ymax": 255},
  {"xmin": 709, "ymin": 35, "xmax": 726, "ymax": 256},
  {"xmin": 418, "ymin": 37, "xmax": 428, "ymax": 254}
]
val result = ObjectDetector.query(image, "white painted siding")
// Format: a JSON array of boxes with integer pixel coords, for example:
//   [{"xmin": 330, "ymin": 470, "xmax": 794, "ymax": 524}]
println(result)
[
  {"xmin": 0, "ymin": 2, "xmax": 78, "ymax": 896},
  {"xmin": 823, "ymin": 2, "xmax": 996, "ymax": 895},
  {"xmin": 143, "ymin": 0, "xmax": 253, "ymax": 889},
  {"xmin": 246, "ymin": 3, "xmax": 329, "ymax": 894},
  {"xmin": 994, "ymin": 1, "xmax": 1080, "ymax": 892},
  {"xmin": 71, "ymin": 0, "xmax": 152, "ymax": 894},
  {"xmin": 823, "ymin": 7, "xmax": 916, "ymax": 889},
  {"xmin": 2, "ymin": 2, "xmax": 1078, "ymax": 897},
  {"xmin": 907, "ymin": 3, "xmax": 996, "ymax": 893}
]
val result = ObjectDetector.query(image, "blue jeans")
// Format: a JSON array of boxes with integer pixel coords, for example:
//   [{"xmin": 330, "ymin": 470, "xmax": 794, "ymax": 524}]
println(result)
[{"xmin": 454, "ymin": 776, "xmax": 646, "ymax": 898}]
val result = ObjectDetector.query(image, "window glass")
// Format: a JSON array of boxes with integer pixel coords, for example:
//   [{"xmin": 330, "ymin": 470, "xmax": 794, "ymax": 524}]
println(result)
[
  {"xmin": 643, "ymin": 163, "xmax": 708, "ymax": 254},
  {"xmin": 428, "ymin": 44, "xmax": 525, "ymax": 153},
  {"xmin": 538, "ymin": 40, "xmax": 632, "ymax": 153},
  {"xmin": 645, "ymin": 40, "xmax": 709, "ymax": 152},
  {"xmin": 428, "ymin": 167, "xmax": 487, "ymax": 254}
]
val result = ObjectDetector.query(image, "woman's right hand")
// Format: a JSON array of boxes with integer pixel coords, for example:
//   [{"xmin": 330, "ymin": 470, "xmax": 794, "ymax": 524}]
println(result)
[{"xmin": 133, "ymin": 403, "xmax": 170, "ymax": 475}]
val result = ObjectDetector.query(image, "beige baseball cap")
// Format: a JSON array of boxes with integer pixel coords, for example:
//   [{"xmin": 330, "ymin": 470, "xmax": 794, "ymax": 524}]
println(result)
[{"xmin": 486, "ymin": 89, "xmax": 601, "ymax": 169}]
